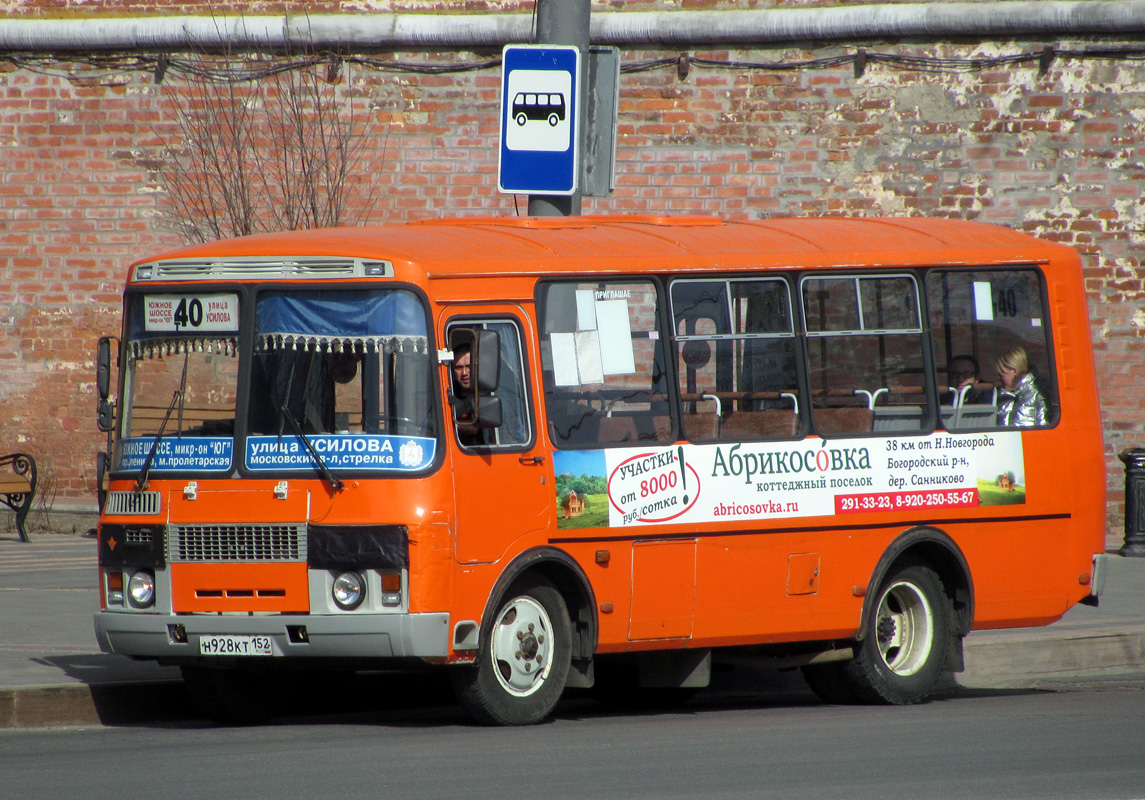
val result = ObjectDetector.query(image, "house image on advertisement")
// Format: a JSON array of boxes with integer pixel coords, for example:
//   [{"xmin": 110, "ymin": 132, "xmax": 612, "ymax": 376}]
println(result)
[{"xmin": 561, "ymin": 492, "xmax": 586, "ymax": 518}]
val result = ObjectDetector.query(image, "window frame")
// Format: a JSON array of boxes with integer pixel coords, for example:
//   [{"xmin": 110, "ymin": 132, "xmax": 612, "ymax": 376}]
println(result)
[
  {"xmin": 536, "ymin": 277, "xmax": 677, "ymax": 449},
  {"xmin": 800, "ymin": 272, "xmax": 935, "ymax": 437},
  {"xmin": 670, "ymin": 275, "xmax": 804, "ymax": 442},
  {"xmin": 445, "ymin": 315, "xmax": 537, "ymax": 453},
  {"xmin": 924, "ymin": 265, "xmax": 1059, "ymax": 432}
]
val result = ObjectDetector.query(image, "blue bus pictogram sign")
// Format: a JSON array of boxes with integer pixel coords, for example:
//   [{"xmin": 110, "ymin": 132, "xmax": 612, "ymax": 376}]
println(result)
[{"xmin": 498, "ymin": 45, "xmax": 580, "ymax": 195}]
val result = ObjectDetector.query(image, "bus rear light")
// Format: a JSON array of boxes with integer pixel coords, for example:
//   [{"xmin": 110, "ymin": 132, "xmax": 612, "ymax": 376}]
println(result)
[
  {"xmin": 380, "ymin": 571, "xmax": 402, "ymax": 606},
  {"xmin": 105, "ymin": 570, "xmax": 124, "ymax": 605}
]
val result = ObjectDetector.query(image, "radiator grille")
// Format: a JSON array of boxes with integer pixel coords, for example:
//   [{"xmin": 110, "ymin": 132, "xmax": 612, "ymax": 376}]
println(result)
[
  {"xmin": 169, "ymin": 523, "xmax": 306, "ymax": 562},
  {"xmin": 104, "ymin": 491, "xmax": 161, "ymax": 516}
]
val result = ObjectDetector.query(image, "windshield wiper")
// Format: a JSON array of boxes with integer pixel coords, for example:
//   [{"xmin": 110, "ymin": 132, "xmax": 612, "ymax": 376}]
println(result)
[
  {"xmin": 280, "ymin": 404, "xmax": 345, "ymax": 492},
  {"xmin": 135, "ymin": 352, "xmax": 189, "ymax": 493}
]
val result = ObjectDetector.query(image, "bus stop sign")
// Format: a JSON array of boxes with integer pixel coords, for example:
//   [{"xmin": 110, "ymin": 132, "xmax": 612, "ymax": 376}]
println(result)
[{"xmin": 498, "ymin": 44, "xmax": 580, "ymax": 196}]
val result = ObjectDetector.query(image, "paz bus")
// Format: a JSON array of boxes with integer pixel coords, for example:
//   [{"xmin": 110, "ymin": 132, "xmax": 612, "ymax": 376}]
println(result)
[{"xmin": 93, "ymin": 215, "xmax": 1106, "ymax": 725}]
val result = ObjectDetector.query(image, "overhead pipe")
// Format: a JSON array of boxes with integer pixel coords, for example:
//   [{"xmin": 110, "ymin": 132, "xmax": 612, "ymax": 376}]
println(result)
[
  {"xmin": 593, "ymin": 2, "xmax": 1145, "ymax": 46},
  {"xmin": 2, "ymin": 2, "xmax": 1145, "ymax": 52}
]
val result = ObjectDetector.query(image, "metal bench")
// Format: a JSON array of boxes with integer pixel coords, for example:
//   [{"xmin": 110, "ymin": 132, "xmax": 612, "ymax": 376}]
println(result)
[{"xmin": 0, "ymin": 453, "xmax": 37, "ymax": 542}]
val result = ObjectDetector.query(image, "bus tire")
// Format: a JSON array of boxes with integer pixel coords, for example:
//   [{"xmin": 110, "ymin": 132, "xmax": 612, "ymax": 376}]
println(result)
[
  {"xmin": 515, "ymin": 112, "xmax": 527, "ymax": 126},
  {"xmin": 451, "ymin": 576, "xmax": 572, "ymax": 725},
  {"xmin": 844, "ymin": 563, "xmax": 951, "ymax": 705},
  {"xmin": 547, "ymin": 113, "xmax": 559, "ymax": 126},
  {"xmin": 181, "ymin": 664, "xmax": 279, "ymax": 725}
]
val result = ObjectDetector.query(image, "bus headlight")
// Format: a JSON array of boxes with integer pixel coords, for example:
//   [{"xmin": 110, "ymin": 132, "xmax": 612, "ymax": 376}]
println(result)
[
  {"xmin": 128, "ymin": 570, "xmax": 156, "ymax": 608},
  {"xmin": 332, "ymin": 571, "xmax": 365, "ymax": 610}
]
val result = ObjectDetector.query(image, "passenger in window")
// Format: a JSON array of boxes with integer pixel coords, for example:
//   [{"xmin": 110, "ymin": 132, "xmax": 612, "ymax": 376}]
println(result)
[
  {"xmin": 945, "ymin": 355, "xmax": 993, "ymax": 405},
  {"xmin": 995, "ymin": 346, "xmax": 1048, "ymax": 427},
  {"xmin": 450, "ymin": 344, "xmax": 482, "ymax": 445}
]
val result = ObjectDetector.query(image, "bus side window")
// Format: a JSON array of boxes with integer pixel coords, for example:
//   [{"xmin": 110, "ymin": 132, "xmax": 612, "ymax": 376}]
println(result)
[
  {"xmin": 927, "ymin": 268, "xmax": 1057, "ymax": 430},
  {"xmin": 446, "ymin": 319, "xmax": 532, "ymax": 450},
  {"xmin": 538, "ymin": 281, "xmax": 672, "ymax": 447},
  {"xmin": 802, "ymin": 275, "xmax": 929, "ymax": 436},
  {"xmin": 670, "ymin": 278, "xmax": 801, "ymax": 442}
]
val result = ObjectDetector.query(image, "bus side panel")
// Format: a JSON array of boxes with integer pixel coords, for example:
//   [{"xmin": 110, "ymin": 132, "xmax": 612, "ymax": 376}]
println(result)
[
  {"xmin": 966, "ymin": 404, "xmax": 1105, "ymax": 628},
  {"xmin": 691, "ymin": 531, "xmax": 866, "ymax": 645},
  {"xmin": 963, "ymin": 249, "xmax": 1106, "ymax": 629}
]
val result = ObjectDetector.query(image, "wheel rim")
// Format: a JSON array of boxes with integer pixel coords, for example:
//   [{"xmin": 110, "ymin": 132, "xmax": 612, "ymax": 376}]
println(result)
[
  {"xmin": 490, "ymin": 595, "xmax": 554, "ymax": 697},
  {"xmin": 874, "ymin": 579, "xmax": 935, "ymax": 677}
]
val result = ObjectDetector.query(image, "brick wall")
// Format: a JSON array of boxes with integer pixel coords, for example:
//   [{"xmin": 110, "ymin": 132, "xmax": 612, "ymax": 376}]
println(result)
[{"xmin": 1, "ymin": 2, "xmax": 1143, "ymax": 538}]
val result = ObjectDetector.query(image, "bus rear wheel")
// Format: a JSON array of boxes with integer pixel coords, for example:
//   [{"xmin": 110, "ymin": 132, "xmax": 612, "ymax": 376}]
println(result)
[
  {"xmin": 843, "ymin": 562, "xmax": 951, "ymax": 705},
  {"xmin": 451, "ymin": 576, "xmax": 572, "ymax": 725}
]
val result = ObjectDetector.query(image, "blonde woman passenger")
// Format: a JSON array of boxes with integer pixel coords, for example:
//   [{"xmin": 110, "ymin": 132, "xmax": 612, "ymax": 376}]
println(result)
[{"xmin": 995, "ymin": 346, "xmax": 1048, "ymax": 427}]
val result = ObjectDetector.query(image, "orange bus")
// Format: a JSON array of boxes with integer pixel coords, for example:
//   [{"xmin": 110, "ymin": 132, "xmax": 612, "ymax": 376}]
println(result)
[{"xmin": 93, "ymin": 215, "xmax": 1107, "ymax": 725}]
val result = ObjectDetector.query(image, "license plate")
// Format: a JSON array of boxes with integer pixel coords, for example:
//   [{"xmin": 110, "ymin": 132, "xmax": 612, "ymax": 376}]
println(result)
[{"xmin": 198, "ymin": 634, "xmax": 276, "ymax": 656}]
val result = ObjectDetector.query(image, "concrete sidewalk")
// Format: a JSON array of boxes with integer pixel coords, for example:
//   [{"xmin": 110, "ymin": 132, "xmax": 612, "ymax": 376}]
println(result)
[{"xmin": 2, "ymin": 528, "xmax": 1143, "ymax": 728}]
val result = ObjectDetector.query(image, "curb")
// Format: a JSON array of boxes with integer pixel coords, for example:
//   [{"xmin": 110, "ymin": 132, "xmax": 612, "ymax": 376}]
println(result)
[
  {"xmin": 958, "ymin": 628, "xmax": 1145, "ymax": 688},
  {"xmin": 0, "ymin": 681, "xmax": 190, "ymax": 729}
]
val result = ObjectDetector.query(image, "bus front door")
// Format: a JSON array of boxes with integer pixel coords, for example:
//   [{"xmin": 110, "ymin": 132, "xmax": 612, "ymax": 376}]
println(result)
[{"xmin": 444, "ymin": 311, "xmax": 552, "ymax": 564}]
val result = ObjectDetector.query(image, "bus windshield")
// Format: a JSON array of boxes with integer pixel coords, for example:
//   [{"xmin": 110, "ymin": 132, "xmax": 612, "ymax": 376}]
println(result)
[
  {"xmin": 244, "ymin": 288, "xmax": 437, "ymax": 475},
  {"xmin": 249, "ymin": 288, "xmax": 435, "ymax": 438},
  {"xmin": 114, "ymin": 286, "xmax": 438, "ymax": 476},
  {"xmin": 121, "ymin": 292, "xmax": 241, "ymax": 439}
]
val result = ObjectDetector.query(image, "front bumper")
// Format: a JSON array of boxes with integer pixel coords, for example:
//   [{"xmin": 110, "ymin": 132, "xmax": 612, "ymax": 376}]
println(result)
[{"xmin": 95, "ymin": 610, "xmax": 451, "ymax": 660}]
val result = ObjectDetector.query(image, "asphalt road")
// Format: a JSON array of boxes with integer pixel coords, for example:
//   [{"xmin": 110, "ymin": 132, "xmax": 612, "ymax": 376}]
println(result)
[{"xmin": 3, "ymin": 680, "xmax": 1145, "ymax": 800}]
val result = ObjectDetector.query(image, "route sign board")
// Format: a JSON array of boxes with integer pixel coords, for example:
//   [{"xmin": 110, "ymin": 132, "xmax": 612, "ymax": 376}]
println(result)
[{"xmin": 498, "ymin": 44, "xmax": 580, "ymax": 195}]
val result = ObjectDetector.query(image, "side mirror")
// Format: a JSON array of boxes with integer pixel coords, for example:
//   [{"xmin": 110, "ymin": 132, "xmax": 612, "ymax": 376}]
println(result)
[
  {"xmin": 473, "ymin": 329, "xmax": 501, "ymax": 393},
  {"xmin": 96, "ymin": 337, "xmax": 116, "ymax": 433},
  {"xmin": 477, "ymin": 394, "xmax": 503, "ymax": 430},
  {"xmin": 97, "ymin": 337, "xmax": 112, "ymax": 400},
  {"xmin": 97, "ymin": 400, "xmax": 115, "ymax": 433}
]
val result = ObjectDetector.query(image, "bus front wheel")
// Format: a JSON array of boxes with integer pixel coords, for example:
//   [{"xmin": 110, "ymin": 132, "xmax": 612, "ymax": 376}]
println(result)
[
  {"xmin": 451, "ymin": 576, "xmax": 572, "ymax": 725},
  {"xmin": 844, "ymin": 562, "xmax": 952, "ymax": 705}
]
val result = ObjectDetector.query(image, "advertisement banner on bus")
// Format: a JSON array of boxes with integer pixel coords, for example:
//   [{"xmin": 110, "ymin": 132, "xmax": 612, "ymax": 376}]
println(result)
[{"xmin": 553, "ymin": 431, "xmax": 1025, "ymax": 529}]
